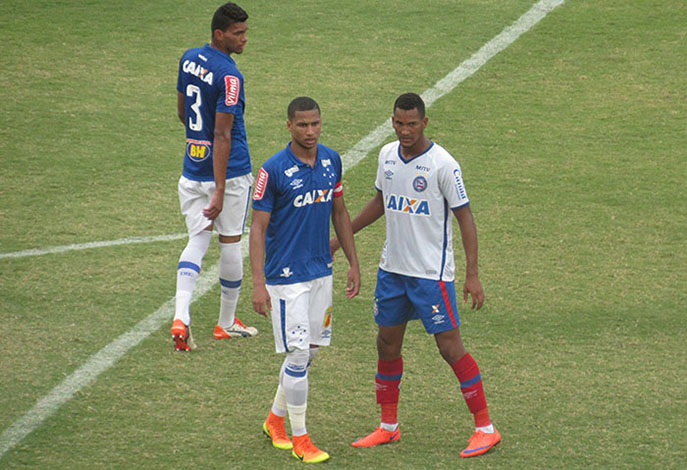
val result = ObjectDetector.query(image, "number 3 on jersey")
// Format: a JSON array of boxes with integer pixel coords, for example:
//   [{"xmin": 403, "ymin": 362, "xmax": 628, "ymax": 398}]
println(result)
[{"xmin": 186, "ymin": 84, "xmax": 202, "ymax": 131}]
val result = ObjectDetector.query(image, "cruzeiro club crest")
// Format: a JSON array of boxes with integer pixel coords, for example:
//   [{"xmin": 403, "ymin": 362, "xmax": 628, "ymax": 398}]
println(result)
[{"xmin": 413, "ymin": 175, "xmax": 427, "ymax": 192}]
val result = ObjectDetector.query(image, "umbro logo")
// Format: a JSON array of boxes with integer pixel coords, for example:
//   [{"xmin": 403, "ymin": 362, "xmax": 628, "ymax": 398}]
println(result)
[{"xmin": 281, "ymin": 267, "xmax": 293, "ymax": 278}]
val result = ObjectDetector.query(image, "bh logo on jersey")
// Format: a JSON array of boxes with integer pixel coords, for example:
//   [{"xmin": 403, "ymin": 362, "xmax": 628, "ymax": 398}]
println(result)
[
  {"xmin": 186, "ymin": 139, "xmax": 211, "ymax": 162},
  {"xmin": 293, "ymin": 189, "xmax": 333, "ymax": 207},
  {"xmin": 384, "ymin": 193, "xmax": 430, "ymax": 216}
]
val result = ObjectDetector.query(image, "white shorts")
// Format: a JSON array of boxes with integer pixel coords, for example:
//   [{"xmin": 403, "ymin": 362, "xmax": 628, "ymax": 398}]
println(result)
[
  {"xmin": 267, "ymin": 276, "xmax": 333, "ymax": 353},
  {"xmin": 178, "ymin": 174, "xmax": 254, "ymax": 237}
]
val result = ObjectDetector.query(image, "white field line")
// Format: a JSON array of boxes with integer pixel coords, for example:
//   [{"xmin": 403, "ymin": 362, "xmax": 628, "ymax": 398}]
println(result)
[
  {"xmin": 0, "ymin": 0, "xmax": 564, "ymax": 459},
  {"xmin": 0, "ymin": 233, "xmax": 188, "ymax": 260},
  {"xmin": 342, "ymin": 0, "xmax": 565, "ymax": 172}
]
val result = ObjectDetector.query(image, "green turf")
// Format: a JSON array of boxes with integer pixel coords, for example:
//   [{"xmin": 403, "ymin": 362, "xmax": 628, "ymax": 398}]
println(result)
[{"xmin": 1, "ymin": 0, "xmax": 685, "ymax": 468}]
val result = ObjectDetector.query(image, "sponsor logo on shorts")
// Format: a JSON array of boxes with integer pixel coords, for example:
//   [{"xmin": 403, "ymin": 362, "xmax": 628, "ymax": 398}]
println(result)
[
  {"xmin": 224, "ymin": 75, "xmax": 240, "ymax": 106},
  {"xmin": 253, "ymin": 167, "xmax": 268, "ymax": 200},
  {"xmin": 323, "ymin": 307, "xmax": 332, "ymax": 328},
  {"xmin": 185, "ymin": 139, "xmax": 212, "ymax": 162},
  {"xmin": 432, "ymin": 304, "xmax": 439, "ymax": 313},
  {"xmin": 432, "ymin": 314, "xmax": 445, "ymax": 325},
  {"xmin": 413, "ymin": 175, "xmax": 428, "ymax": 192},
  {"xmin": 373, "ymin": 298, "xmax": 379, "ymax": 316}
]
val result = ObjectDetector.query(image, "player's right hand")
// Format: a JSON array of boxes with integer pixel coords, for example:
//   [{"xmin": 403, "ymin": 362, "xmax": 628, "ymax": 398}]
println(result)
[
  {"xmin": 202, "ymin": 190, "xmax": 224, "ymax": 220},
  {"xmin": 252, "ymin": 283, "xmax": 271, "ymax": 318}
]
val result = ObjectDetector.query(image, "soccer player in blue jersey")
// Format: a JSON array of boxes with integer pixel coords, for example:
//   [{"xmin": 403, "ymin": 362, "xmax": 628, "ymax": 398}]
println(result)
[
  {"xmin": 171, "ymin": 2, "xmax": 258, "ymax": 351},
  {"xmin": 250, "ymin": 97, "xmax": 361, "ymax": 464},
  {"xmin": 332, "ymin": 93, "xmax": 500, "ymax": 458}
]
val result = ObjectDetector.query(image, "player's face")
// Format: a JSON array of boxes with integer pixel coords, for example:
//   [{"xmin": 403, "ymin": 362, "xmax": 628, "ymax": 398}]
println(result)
[
  {"xmin": 287, "ymin": 109, "xmax": 321, "ymax": 151},
  {"xmin": 392, "ymin": 107, "xmax": 428, "ymax": 151},
  {"xmin": 217, "ymin": 21, "xmax": 248, "ymax": 55}
]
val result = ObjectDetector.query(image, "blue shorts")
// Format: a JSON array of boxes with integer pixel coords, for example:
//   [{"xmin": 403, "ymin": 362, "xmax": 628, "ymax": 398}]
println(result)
[{"xmin": 373, "ymin": 269, "xmax": 460, "ymax": 334}]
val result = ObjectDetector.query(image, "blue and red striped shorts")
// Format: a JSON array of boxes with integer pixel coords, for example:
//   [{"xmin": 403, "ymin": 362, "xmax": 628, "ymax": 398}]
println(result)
[{"xmin": 373, "ymin": 268, "xmax": 460, "ymax": 334}]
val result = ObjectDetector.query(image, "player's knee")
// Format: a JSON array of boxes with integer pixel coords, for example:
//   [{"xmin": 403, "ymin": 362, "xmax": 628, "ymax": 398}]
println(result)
[
  {"xmin": 285, "ymin": 348, "xmax": 310, "ymax": 377},
  {"xmin": 435, "ymin": 331, "xmax": 466, "ymax": 364},
  {"xmin": 376, "ymin": 333, "xmax": 402, "ymax": 361},
  {"xmin": 219, "ymin": 234, "xmax": 241, "ymax": 244}
]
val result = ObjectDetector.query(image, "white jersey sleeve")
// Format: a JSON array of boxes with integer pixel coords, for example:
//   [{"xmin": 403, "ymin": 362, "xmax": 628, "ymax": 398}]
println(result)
[{"xmin": 437, "ymin": 154, "xmax": 469, "ymax": 209}]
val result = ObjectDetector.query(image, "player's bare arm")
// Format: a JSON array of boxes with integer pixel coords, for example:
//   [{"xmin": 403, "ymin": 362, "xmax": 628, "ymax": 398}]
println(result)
[
  {"xmin": 330, "ymin": 190, "xmax": 385, "ymax": 255},
  {"xmin": 331, "ymin": 194, "xmax": 361, "ymax": 299},
  {"xmin": 177, "ymin": 91, "xmax": 185, "ymax": 124},
  {"xmin": 249, "ymin": 209, "xmax": 272, "ymax": 317},
  {"xmin": 203, "ymin": 111, "xmax": 234, "ymax": 220},
  {"xmin": 453, "ymin": 205, "xmax": 485, "ymax": 310}
]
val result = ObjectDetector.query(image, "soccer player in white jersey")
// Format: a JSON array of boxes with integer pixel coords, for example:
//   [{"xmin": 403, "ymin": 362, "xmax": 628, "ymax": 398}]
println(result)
[
  {"xmin": 250, "ymin": 97, "xmax": 360, "ymax": 463},
  {"xmin": 332, "ymin": 93, "xmax": 500, "ymax": 458},
  {"xmin": 171, "ymin": 3, "xmax": 258, "ymax": 351}
]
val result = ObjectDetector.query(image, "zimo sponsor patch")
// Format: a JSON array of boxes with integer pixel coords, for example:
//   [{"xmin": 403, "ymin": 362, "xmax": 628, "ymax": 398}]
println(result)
[
  {"xmin": 224, "ymin": 75, "xmax": 240, "ymax": 106},
  {"xmin": 253, "ymin": 167, "xmax": 268, "ymax": 200}
]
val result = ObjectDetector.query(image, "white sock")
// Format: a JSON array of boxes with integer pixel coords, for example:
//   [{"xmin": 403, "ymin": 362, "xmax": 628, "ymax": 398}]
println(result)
[
  {"xmin": 174, "ymin": 231, "xmax": 212, "ymax": 325},
  {"xmin": 287, "ymin": 404, "xmax": 307, "ymax": 437},
  {"xmin": 218, "ymin": 241, "xmax": 242, "ymax": 328},
  {"xmin": 282, "ymin": 349, "xmax": 310, "ymax": 437},
  {"xmin": 271, "ymin": 364, "xmax": 287, "ymax": 417},
  {"xmin": 476, "ymin": 424, "xmax": 495, "ymax": 434},
  {"xmin": 381, "ymin": 422, "xmax": 399, "ymax": 432}
]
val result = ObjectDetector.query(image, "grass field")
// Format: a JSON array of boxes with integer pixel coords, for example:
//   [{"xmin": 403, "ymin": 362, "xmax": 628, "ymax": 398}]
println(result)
[{"xmin": 1, "ymin": 0, "xmax": 686, "ymax": 468}]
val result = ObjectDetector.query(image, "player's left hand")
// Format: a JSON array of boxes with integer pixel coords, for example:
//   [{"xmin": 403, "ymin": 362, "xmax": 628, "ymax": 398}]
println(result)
[
  {"xmin": 346, "ymin": 265, "xmax": 361, "ymax": 299},
  {"xmin": 203, "ymin": 190, "xmax": 224, "ymax": 220},
  {"xmin": 463, "ymin": 274, "xmax": 485, "ymax": 310}
]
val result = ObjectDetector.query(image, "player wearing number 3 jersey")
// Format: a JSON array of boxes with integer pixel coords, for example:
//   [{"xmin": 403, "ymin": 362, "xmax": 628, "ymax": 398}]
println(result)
[{"xmin": 171, "ymin": 3, "xmax": 257, "ymax": 352}]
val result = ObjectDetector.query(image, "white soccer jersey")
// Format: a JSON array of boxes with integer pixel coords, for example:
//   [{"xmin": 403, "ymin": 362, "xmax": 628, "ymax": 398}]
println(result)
[{"xmin": 375, "ymin": 141, "xmax": 470, "ymax": 281}]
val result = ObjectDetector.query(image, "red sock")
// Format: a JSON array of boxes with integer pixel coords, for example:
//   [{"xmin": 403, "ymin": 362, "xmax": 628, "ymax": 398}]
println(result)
[
  {"xmin": 451, "ymin": 353, "xmax": 490, "ymax": 428},
  {"xmin": 376, "ymin": 357, "xmax": 403, "ymax": 424}
]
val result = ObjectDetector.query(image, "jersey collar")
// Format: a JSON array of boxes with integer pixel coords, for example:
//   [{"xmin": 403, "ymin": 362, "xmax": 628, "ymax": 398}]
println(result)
[
  {"xmin": 397, "ymin": 141, "xmax": 434, "ymax": 164},
  {"xmin": 286, "ymin": 142, "xmax": 320, "ymax": 168}
]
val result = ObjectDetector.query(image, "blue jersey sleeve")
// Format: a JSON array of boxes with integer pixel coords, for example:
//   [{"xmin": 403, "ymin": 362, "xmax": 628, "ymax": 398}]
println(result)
[
  {"xmin": 252, "ymin": 165, "xmax": 276, "ymax": 212},
  {"xmin": 215, "ymin": 69, "xmax": 244, "ymax": 115}
]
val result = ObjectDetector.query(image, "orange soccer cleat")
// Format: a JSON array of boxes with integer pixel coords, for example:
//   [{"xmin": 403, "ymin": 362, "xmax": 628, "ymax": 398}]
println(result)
[
  {"xmin": 459, "ymin": 429, "xmax": 501, "ymax": 458},
  {"xmin": 171, "ymin": 319, "xmax": 192, "ymax": 351},
  {"xmin": 292, "ymin": 434, "xmax": 329, "ymax": 463},
  {"xmin": 351, "ymin": 427, "xmax": 401, "ymax": 447},
  {"xmin": 213, "ymin": 318, "xmax": 258, "ymax": 339},
  {"xmin": 263, "ymin": 411, "xmax": 292, "ymax": 450}
]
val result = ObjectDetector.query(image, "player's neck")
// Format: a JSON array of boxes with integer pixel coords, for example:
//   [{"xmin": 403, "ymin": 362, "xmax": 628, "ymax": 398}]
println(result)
[
  {"xmin": 210, "ymin": 41, "xmax": 231, "ymax": 57},
  {"xmin": 400, "ymin": 137, "xmax": 431, "ymax": 161},
  {"xmin": 290, "ymin": 142, "xmax": 318, "ymax": 167}
]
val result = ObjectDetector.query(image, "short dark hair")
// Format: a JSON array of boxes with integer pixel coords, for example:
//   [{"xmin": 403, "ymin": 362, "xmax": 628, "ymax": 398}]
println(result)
[
  {"xmin": 394, "ymin": 92, "xmax": 425, "ymax": 118},
  {"xmin": 287, "ymin": 97, "xmax": 321, "ymax": 120},
  {"xmin": 211, "ymin": 2, "xmax": 248, "ymax": 32}
]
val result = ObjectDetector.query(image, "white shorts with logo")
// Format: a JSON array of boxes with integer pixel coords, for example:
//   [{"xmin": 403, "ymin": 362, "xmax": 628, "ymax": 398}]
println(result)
[
  {"xmin": 267, "ymin": 275, "xmax": 333, "ymax": 353},
  {"xmin": 178, "ymin": 173, "xmax": 254, "ymax": 237}
]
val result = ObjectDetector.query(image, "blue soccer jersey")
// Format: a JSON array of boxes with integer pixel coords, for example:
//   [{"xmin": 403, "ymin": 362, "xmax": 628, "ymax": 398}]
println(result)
[
  {"xmin": 252, "ymin": 143, "xmax": 343, "ymax": 285},
  {"xmin": 177, "ymin": 44, "xmax": 251, "ymax": 181}
]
